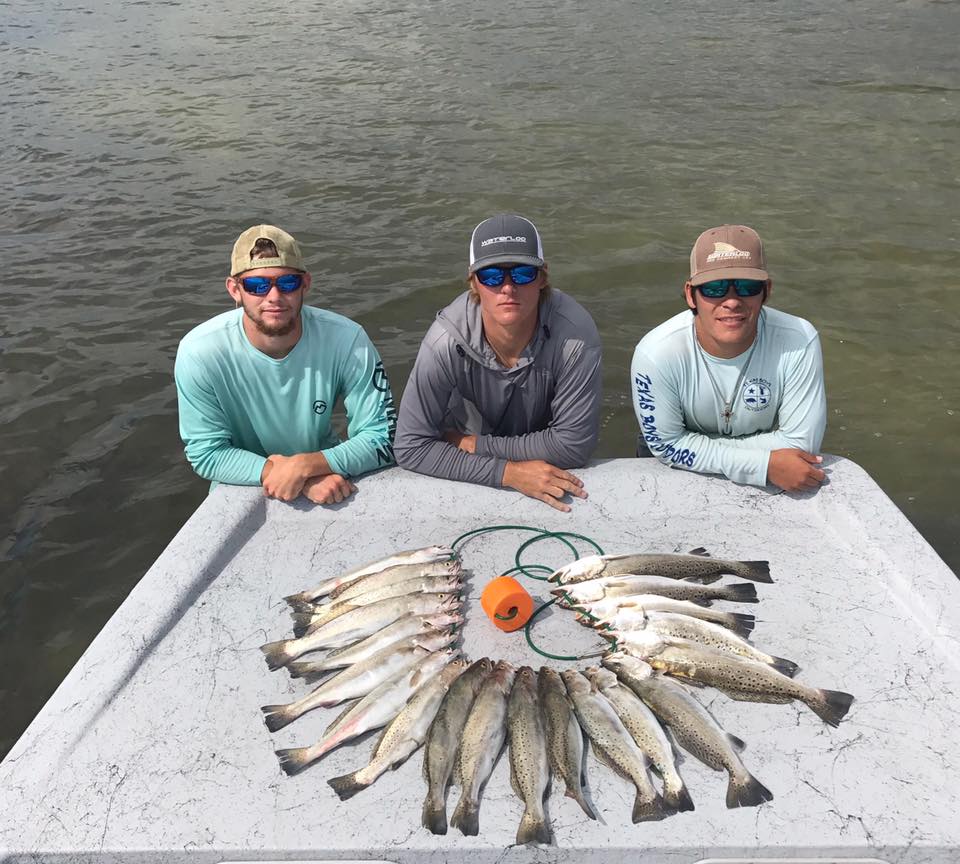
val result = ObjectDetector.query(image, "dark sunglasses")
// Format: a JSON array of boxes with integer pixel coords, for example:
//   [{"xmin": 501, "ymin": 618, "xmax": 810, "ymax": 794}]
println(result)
[
  {"xmin": 697, "ymin": 278, "xmax": 766, "ymax": 298},
  {"xmin": 239, "ymin": 273, "xmax": 304, "ymax": 295},
  {"xmin": 475, "ymin": 264, "xmax": 540, "ymax": 288}
]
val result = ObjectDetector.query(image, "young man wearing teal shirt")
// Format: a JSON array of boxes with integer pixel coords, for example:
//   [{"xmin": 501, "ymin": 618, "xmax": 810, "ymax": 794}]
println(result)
[{"xmin": 175, "ymin": 224, "xmax": 396, "ymax": 504}]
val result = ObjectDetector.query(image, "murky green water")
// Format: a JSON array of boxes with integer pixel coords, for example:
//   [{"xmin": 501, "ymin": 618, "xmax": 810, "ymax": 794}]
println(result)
[{"xmin": 1, "ymin": 0, "xmax": 958, "ymax": 758}]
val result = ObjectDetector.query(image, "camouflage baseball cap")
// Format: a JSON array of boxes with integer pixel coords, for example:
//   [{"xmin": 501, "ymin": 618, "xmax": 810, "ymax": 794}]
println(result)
[
  {"xmin": 230, "ymin": 224, "xmax": 305, "ymax": 276},
  {"xmin": 689, "ymin": 225, "xmax": 768, "ymax": 286}
]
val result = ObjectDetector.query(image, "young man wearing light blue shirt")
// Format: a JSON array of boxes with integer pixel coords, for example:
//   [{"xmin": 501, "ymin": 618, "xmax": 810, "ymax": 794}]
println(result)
[
  {"xmin": 630, "ymin": 225, "xmax": 827, "ymax": 492},
  {"xmin": 175, "ymin": 224, "xmax": 396, "ymax": 505}
]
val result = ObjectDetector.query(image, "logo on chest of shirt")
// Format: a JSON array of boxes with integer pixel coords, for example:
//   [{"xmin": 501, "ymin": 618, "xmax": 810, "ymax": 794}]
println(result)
[
  {"xmin": 313, "ymin": 400, "xmax": 328, "ymax": 415},
  {"xmin": 741, "ymin": 377, "xmax": 772, "ymax": 411}
]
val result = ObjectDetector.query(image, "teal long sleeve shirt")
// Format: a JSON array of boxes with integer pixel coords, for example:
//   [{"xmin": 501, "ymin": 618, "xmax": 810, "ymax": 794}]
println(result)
[{"xmin": 174, "ymin": 306, "xmax": 396, "ymax": 485}]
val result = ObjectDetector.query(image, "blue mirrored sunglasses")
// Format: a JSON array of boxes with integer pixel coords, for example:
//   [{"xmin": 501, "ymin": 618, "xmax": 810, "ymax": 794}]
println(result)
[
  {"xmin": 697, "ymin": 278, "xmax": 766, "ymax": 298},
  {"xmin": 240, "ymin": 273, "xmax": 304, "ymax": 295},
  {"xmin": 475, "ymin": 264, "xmax": 540, "ymax": 288}
]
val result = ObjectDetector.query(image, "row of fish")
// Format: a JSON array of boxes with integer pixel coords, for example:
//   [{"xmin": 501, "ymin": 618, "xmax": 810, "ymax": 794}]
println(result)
[{"xmin": 258, "ymin": 544, "xmax": 854, "ymax": 844}]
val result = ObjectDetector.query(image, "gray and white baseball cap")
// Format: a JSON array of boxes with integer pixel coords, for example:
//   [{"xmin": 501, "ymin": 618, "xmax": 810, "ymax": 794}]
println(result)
[{"xmin": 468, "ymin": 214, "xmax": 545, "ymax": 274}]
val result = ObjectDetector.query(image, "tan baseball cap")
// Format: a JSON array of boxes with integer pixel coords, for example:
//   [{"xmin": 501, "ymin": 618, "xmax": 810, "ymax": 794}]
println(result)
[
  {"xmin": 689, "ymin": 224, "xmax": 768, "ymax": 286},
  {"xmin": 230, "ymin": 224, "xmax": 305, "ymax": 276}
]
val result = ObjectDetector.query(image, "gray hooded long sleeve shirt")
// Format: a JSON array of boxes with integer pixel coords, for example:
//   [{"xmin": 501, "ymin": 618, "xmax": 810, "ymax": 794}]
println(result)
[{"xmin": 394, "ymin": 289, "xmax": 602, "ymax": 487}]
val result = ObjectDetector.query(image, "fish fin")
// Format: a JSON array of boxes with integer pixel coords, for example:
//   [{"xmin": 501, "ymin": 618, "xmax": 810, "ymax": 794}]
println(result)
[
  {"xmin": 259, "ymin": 640, "xmax": 293, "ymax": 671},
  {"xmin": 261, "ymin": 704, "xmax": 295, "ymax": 733},
  {"xmin": 299, "ymin": 668, "xmax": 336, "ymax": 685},
  {"xmin": 738, "ymin": 560, "xmax": 773, "ymax": 584},
  {"xmin": 509, "ymin": 753, "xmax": 523, "ymax": 801},
  {"xmin": 663, "ymin": 782, "xmax": 695, "ymax": 812},
  {"xmin": 725, "ymin": 582, "xmax": 760, "ymax": 603},
  {"xmin": 566, "ymin": 784, "xmax": 597, "ymax": 820},
  {"xmin": 275, "ymin": 746, "xmax": 314, "ymax": 776},
  {"xmin": 726, "ymin": 732, "xmax": 746, "ymax": 751},
  {"xmin": 324, "ymin": 700, "xmax": 359, "ymax": 735},
  {"xmin": 290, "ymin": 612, "xmax": 316, "ymax": 638},
  {"xmin": 727, "ymin": 613, "xmax": 756, "ymax": 639},
  {"xmin": 726, "ymin": 770, "xmax": 774, "ymax": 808},
  {"xmin": 516, "ymin": 809, "xmax": 551, "ymax": 845},
  {"xmin": 810, "ymin": 689, "xmax": 855, "ymax": 727},
  {"xmin": 770, "ymin": 656, "xmax": 800, "ymax": 677},
  {"xmin": 632, "ymin": 791, "xmax": 668, "ymax": 823},
  {"xmin": 422, "ymin": 793, "xmax": 449, "ymax": 835},
  {"xmin": 327, "ymin": 770, "xmax": 366, "ymax": 801},
  {"xmin": 589, "ymin": 742, "xmax": 618, "ymax": 773},
  {"xmin": 688, "ymin": 547, "xmax": 710, "ymax": 557},
  {"xmin": 287, "ymin": 598, "xmax": 320, "ymax": 614},
  {"xmin": 450, "ymin": 795, "xmax": 479, "ymax": 836}
]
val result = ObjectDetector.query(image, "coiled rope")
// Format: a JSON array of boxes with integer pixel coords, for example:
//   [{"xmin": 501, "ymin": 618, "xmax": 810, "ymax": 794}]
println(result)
[{"xmin": 450, "ymin": 524, "xmax": 611, "ymax": 661}]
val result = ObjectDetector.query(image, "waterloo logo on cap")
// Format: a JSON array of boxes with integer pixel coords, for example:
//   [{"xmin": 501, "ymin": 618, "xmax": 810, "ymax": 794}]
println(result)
[{"xmin": 706, "ymin": 242, "xmax": 753, "ymax": 263}]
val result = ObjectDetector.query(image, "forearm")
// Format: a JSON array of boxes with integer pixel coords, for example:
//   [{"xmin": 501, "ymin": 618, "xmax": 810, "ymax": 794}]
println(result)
[
  {"xmin": 474, "ymin": 426, "xmax": 595, "ymax": 469},
  {"xmin": 322, "ymin": 427, "xmax": 394, "ymax": 478},
  {"xmin": 394, "ymin": 434, "xmax": 507, "ymax": 487},
  {"xmin": 186, "ymin": 442, "xmax": 268, "ymax": 486},
  {"xmin": 641, "ymin": 423, "xmax": 771, "ymax": 486}
]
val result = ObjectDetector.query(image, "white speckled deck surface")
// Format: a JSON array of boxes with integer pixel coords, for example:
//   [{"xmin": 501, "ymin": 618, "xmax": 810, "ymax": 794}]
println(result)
[{"xmin": 1, "ymin": 457, "xmax": 958, "ymax": 864}]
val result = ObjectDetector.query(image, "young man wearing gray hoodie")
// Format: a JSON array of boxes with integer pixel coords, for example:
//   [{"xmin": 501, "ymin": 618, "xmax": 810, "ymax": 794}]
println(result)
[{"xmin": 394, "ymin": 214, "xmax": 602, "ymax": 512}]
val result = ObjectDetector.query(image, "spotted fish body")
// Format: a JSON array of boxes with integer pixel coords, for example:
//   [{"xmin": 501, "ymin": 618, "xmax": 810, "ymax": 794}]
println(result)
[
  {"xmin": 421, "ymin": 658, "xmax": 493, "ymax": 835},
  {"xmin": 506, "ymin": 666, "xmax": 551, "ymax": 845},
  {"xmin": 550, "ymin": 549, "xmax": 772, "ymax": 585},
  {"xmin": 604, "ymin": 652, "xmax": 773, "ymax": 809},
  {"xmin": 585, "ymin": 666, "xmax": 694, "ymax": 812},
  {"xmin": 450, "ymin": 661, "xmax": 516, "ymax": 837},
  {"xmin": 604, "ymin": 612, "xmax": 798, "ymax": 676},
  {"xmin": 617, "ymin": 632, "xmax": 853, "ymax": 727},
  {"xmin": 579, "ymin": 596, "xmax": 755, "ymax": 640},
  {"xmin": 561, "ymin": 669, "xmax": 666, "ymax": 823},
  {"xmin": 538, "ymin": 667, "xmax": 594, "ymax": 820},
  {"xmin": 551, "ymin": 574, "xmax": 758, "ymax": 606}
]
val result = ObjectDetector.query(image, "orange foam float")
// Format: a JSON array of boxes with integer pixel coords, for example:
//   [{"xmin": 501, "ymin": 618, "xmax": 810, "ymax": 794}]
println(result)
[{"xmin": 480, "ymin": 575, "xmax": 534, "ymax": 632}]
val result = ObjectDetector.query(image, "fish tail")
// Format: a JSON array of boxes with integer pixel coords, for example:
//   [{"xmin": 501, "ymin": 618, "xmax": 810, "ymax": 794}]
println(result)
[
  {"xmin": 450, "ymin": 794, "xmax": 480, "ymax": 836},
  {"xmin": 259, "ymin": 639, "xmax": 294, "ymax": 671},
  {"xmin": 516, "ymin": 808, "xmax": 551, "ymax": 845},
  {"xmin": 291, "ymin": 612, "xmax": 316, "ymax": 638},
  {"xmin": 724, "ymin": 582, "xmax": 759, "ymax": 603},
  {"xmin": 421, "ymin": 793, "xmax": 449, "ymax": 835},
  {"xmin": 808, "ymin": 688, "xmax": 855, "ymax": 727},
  {"xmin": 327, "ymin": 770, "xmax": 367, "ymax": 801},
  {"xmin": 726, "ymin": 769, "xmax": 774, "ymax": 808},
  {"xmin": 663, "ymin": 780, "xmax": 695, "ymax": 812},
  {"xmin": 284, "ymin": 590, "xmax": 320, "ymax": 607},
  {"xmin": 770, "ymin": 655, "xmax": 800, "ymax": 678},
  {"xmin": 737, "ymin": 560, "xmax": 773, "ymax": 583},
  {"xmin": 287, "ymin": 598, "xmax": 320, "ymax": 614},
  {"xmin": 565, "ymin": 784, "xmax": 596, "ymax": 819},
  {"xmin": 632, "ymin": 791, "xmax": 668, "ymax": 823},
  {"xmin": 728, "ymin": 613, "xmax": 756, "ymax": 639},
  {"xmin": 286, "ymin": 659, "xmax": 325, "ymax": 679},
  {"xmin": 261, "ymin": 703, "xmax": 297, "ymax": 733},
  {"xmin": 275, "ymin": 745, "xmax": 315, "ymax": 776}
]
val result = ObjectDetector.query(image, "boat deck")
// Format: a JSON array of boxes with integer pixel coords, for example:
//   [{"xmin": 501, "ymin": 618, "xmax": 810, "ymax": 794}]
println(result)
[{"xmin": 2, "ymin": 457, "xmax": 958, "ymax": 863}]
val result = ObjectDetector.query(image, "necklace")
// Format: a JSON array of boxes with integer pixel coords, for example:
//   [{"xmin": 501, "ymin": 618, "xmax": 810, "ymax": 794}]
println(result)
[{"xmin": 692, "ymin": 316, "xmax": 762, "ymax": 436}]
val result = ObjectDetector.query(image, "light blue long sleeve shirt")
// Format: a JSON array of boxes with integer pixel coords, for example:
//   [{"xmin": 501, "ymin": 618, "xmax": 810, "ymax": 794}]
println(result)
[
  {"xmin": 630, "ymin": 307, "xmax": 826, "ymax": 487},
  {"xmin": 174, "ymin": 306, "xmax": 396, "ymax": 485}
]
